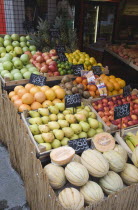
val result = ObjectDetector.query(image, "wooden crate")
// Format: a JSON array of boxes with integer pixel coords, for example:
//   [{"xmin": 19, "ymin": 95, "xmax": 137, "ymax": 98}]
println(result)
[
  {"xmin": 44, "ymin": 73, "xmax": 76, "ymax": 81},
  {"xmin": 0, "ymin": 75, "xmax": 29, "ymax": 89}
]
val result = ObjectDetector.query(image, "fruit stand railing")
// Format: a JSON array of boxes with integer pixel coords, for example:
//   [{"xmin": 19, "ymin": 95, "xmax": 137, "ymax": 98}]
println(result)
[{"xmin": 0, "ymin": 80, "xmax": 138, "ymax": 210}]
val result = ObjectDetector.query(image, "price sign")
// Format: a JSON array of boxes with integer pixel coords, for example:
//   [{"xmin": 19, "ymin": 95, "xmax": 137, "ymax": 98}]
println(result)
[
  {"xmin": 68, "ymin": 138, "xmax": 89, "ymax": 153},
  {"xmin": 65, "ymin": 93, "xmax": 81, "ymax": 108},
  {"xmin": 58, "ymin": 53, "xmax": 67, "ymax": 62},
  {"xmin": 56, "ymin": 45, "xmax": 65, "ymax": 53},
  {"xmin": 72, "ymin": 64, "xmax": 84, "ymax": 76},
  {"xmin": 123, "ymin": 85, "xmax": 131, "ymax": 97},
  {"xmin": 29, "ymin": 73, "xmax": 46, "ymax": 86},
  {"xmin": 114, "ymin": 103, "xmax": 130, "ymax": 120},
  {"xmin": 50, "ymin": 28, "xmax": 60, "ymax": 38},
  {"xmin": 92, "ymin": 66, "xmax": 102, "ymax": 75}
]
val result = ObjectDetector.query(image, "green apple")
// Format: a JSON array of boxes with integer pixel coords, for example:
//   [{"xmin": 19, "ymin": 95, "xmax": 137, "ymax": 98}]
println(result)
[
  {"xmin": 29, "ymin": 67, "xmax": 37, "ymax": 73},
  {"xmin": 3, "ymin": 61, "xmax": 13, "ymax": 71},
  {"xmin": 6, "ymin": 45, "xmax": 14, "ymax": 52},
  {"xmin": 23, "ymin": 71, "xmax": 31, "ymax": 79},
  {"xmin": 1, "ymin": 70, "xmax": 9, "ymax": 77},
  {"xmin": 12, "ymin": 57, "xmax": 20, "ymax": 62},
  {"xmin": 26, "ymin": 64, "xmax": 34, "ymax": 69},
  {"xmin": 4, "ymin": 40, "xmax": 11, "ymax": 47},
  {"xmin": 20, "ymin": 54, "xmax": 29, "ymax": 65},
  {"xmin": 0, "ymin": 68, "xmax": 3, "ymax": 73},
  {"xmin": 20, "ymin": 36, "xmax": 27, "ymax": 42},
  {"xmin": 11, "ymin": 69, "xmax": 20, "ymax": 75},
  {"xmin": 14, "ymin": 47, "xmax": 23, "ymax": 55},
  {"xmin": 22, "ymin": 47, "xmax": 29, "ymax": 53},
  {"xmin": 29, "ymin": 45, "xmax": 36, "ymax": 51},
  {"xmin": 0, "ymin": 47, "xmax": 6, "ymax": 54},
  {"xmin": 9, "ymin": 51, "xmax": 17, "ymax": 57},
  {"xmin": 3, "ymin": 53, "xmax": 13, "ymax": 61},
  {"xmin": 11, "ymin": 34, "xmax": 20, "ymax": 41},
  {"xmin": 20, "ymin": 41, "xmax": 26, "ymax": 48},
  {"xmin": 12, "ymin": 41, "xmax": 20, "ymax": 47},
  {"xmin": 13, "ymin": 59, "xmax": 23, "ymax": 69},
  {"xmin": 26, "ymin": 41, "xmax": 30, "ymax": 46},
  {"xmin": 0, "ymin": 37, "xmax": 4, "ymax": 44},
  {"xmin": 33, "ymin": 71, "xmax": 40, "ymax": 75},
  {"xmin": 20, "ymin": 68, "xmax": 28, "ymax": 74},
  {"xmin": 26, "ymin": 35, "xmax": 30, "ymax": 40},
  {"xmin": 1, "ymin": 52, "xmax": 6, "ymax": 58},
  {"xmin": 13, "ymin": 72, "xmax": 23, "ymax": 80},
  {"xmin": 4, "ymin": 73, "xmax": 14, "ymax": 80},
  {"xmin": 4, "ymin": 35, "xmax": 12, "ymax": 40},
  {"xmin": 31, "ymin": 50, "xmax": 36, "ymax": 55},
  {"xmin": 0, "ymin": 43, "xmax": 3, "ymax": 47}
]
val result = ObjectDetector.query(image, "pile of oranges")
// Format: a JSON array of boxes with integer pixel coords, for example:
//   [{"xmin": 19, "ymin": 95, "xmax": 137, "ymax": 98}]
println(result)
[{"xmin": 8, "ymin": 84, "xmax": 65, "ymax": 112}]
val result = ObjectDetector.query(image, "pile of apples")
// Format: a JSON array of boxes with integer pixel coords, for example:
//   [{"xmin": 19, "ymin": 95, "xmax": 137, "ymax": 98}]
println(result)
[
  {"xmin": 92, "ymin": 94, "xmax": 138, "ymax": 129},
  {"xmin": 30, "ymin": 50, "xmax": 60, "ymax": 76}
]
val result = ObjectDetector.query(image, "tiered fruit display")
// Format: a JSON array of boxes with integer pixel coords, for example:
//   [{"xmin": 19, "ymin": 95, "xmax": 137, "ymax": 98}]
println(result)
[
  {"xmin": 0, "ymin": 54, "xmax": 39, "ymax": 80},
  {"xmin": 65, "ymin": 50, "xmax": 104, "ymax": 71},
  {"xmin": 57, "ymin": 60, "xmax": 73, "ymax": 75},
  {"xmin": 8, "ymin": 84, "xmax": 65, "ymax": 112},
  {"xmin": 28, "ymin": 105, "xmax": 104, "ymax": 150},
  {"xmin": 92, "ymin": 94, "xmax": 138, "ymax": 128}
]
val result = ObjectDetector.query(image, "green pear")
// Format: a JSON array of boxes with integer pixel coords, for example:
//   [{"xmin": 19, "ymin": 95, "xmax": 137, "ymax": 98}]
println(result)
[
  {"xmin": 57, "ymin": 113, "xmax": 65, "ymax": 120},
  {"xmin": 42, "ymin": 132, "xmax": 54, "ymax": 143},
  {"xmin": 84, "ymin": 106, "xmax": 91, "ymax": 112},
  {"xmin": 70, "ymin": 124, "xmax": 82, "ymax": 134},
  {"xmin": 40, "ymin": 143, "xmax": 52, "ymax": 151},
  {"xmin": 38, "ymin": 125, "xmax": 50, "ymax": 133},
  {"xmin": 79, "ymin": 132, "xmax": 87, "ymax": 138},
  {"xmin": 88, "ymin": 118, "xmax": 99, "ymax": 129},
  {"xmin": 79, "ymin": 121, "xmax": 90, "ymax": 132},
  {"xmin": 61, "ymin": 137, "xmax": 69, "ymax": 146},
  {"xmin": 66, "ymin": 107, "xmax": 73, "ymax": 114},
  {"xmin": 34, "ymin": 134, "xmax": 44, "ymax": 143},
  {"xmin": 70, "ymin": 134, "xmax": 79, "ymax": 140},
  {"xmin": 38, "ymin": 108, "xmax": 49, "ymax": 116},
  {"xmin": 29, "ymin": 117, "xmax": 42, "ymax": 125},
  {"xmin": 41, "ymin": 116, "xmax": 49, "ymax": 124},
  {"xmin": 29, "ymin": 110, "xmax": 40, "ymax": 118},
  {"xmin": 87, "ymin": 128, "xmax": 96, "ymax": 138},
  {"xmin": 63, "ymin": 110, "xmax": 72, "ymax": 115},
  {"xmin": 98, "ymin": 122, "xmax": 103, "ymax": 129},
  {"xmin": 77, "ymin": 109, "xmax": 89, "ymax": 118},
  {"xmin": 53, "ymin": 129, "xmax": 64, "ymax": 140},
  {"xmin": 48, "ymin": 106, "xmax": 59, "ymax": 114},
  {"xmin": 55, "ymin": 103, "xmax": 65, "ymax": 111},
  {"xmin": 49, "ymin": 114, "xmax": 58, "ymax": 121},
  {"xmin": 89, "ymin": 112, "xmax": 97, "ymax": 119},
  {"xmin": 96, "ymin": 128, "xmax": 104, "ymax": 134},
  {"xmin": 29, "ymin": 124, "xmax": 40, "ymax": 135},
  {"xmin": 48, "ymin": 122, "xmax": 60, "ymax": 130},
  {"xmin": 75, "ymin": 113, "xmax": 87, "ymax": 122},
  {"xmin": 76, "ymin": 108, "xmax": 83, "ymax": 113},
  {"xmin": 51, "ymin": 139, "xmax": 61, "ymax": 149},
  {"xmin": 65, "ymin": 114, "xmax": 76, "ymax": 124},
  {"xmin": 62, "ymin": 127, "xmax": 74, "ymax": 138},
  {"xmin": 58, "ymin": 120, "xmax": 69, "ymax": 128}
]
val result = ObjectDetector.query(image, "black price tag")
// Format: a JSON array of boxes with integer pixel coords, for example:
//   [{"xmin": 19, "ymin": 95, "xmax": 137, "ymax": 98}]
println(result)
[
  {"xmin": 72, "ymin": 64, "xmax": 84, "ymax": 76},
  {"xmin": 56, "ymin": 45, "xmax": 65, "ymax": 53},
  {"xmin": 50, "ymin": 28, "xmax": 60, "ymax": 39},
  {"xmin": 92, "ymin": 66, "xmax": 102, "ymax": 75},
  {"xmin": 68, "ymin": 138, "xmax": 89, "ymax": 153},
  {"xmin": 58, "ymin": 53, "xmax": 67, "ymax": 62},
  {"xmin": 65, "ymin": 93, "xmax": 81, "ymax": 108},
  {"xmin": 114, "ymin": 103, "xmax": 130, "ymax": 120},
  {"xmin": 29, "ymin": 73, "xmax": 46, "ymax": 86},
  {"xmin": 123, "ymin": 85, "xmax": 131, "ymax": 97}
]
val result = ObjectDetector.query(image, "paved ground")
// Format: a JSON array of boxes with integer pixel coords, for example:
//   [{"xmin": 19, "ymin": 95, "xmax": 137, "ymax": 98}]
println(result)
[{"xmin": 0, "ymin": 143, "xmax": 30, "ymax": 210}]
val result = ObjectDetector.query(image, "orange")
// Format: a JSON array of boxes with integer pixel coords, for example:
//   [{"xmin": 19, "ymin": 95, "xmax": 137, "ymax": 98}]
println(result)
[
  {"xmin": 76, "ymin": 77, "xmax": 83, "ymax": 84},
  {"xmin": 83, "ymin": 84, "xmax": 87, "ymax": 90},
  {"xmin": 117, "ymin": 80, "xmax": 126, "ymax": 88},
  {"xmin": 11, "ymin": 95, "xmax": 20, "ymax": 102},
  {"xmin": 118, "ymin": 89, "xmax": 123, "ymax": 94},
  {"xmin": 52, "ymin": 99, "xmax": 62, "ymax": 104},
  {"xmin": 109, "ymin": 75, "xmax": 116, "ymax": 79},
  {"xmin": 89, "ymin": 85, "xmax": 97, "ymax": 92},
  {"xmin": 82, "ymin": 79, "xmax": 88, "ymax": 86},
  {"xmin": 30, "ymin": 86, "xmax": 40, "ymax": 95},
  {"xmin": 42, "ymin": 100, "xmax": 53, "ymax": 108},
  {"xmin": 14, "ymin": 99, "xmax": 22, "ymax": 108},
  {"xmin": 106, "ymin": 82, "xmax": 114, "ymax": 91},
  {"xmin": 96, "ymin": 90, "xmax": 100, "ymax": 96},
  {"xmin": 22, "ymin": 93, "xmax": 34, "ymax": 105},
  {"xmin": 54, "ymin": 88, "xmax": 65, "ymax": 99},
  {"xmin": 17, "ymin": 88, "xmax": 28, "ymax": 98},
  {"xmin": 9, "ymin": 91, "xmax": 15, "ymax": 99},
  {"xmin": 40, "ymin": 86, "xmax": 50, "ymax": 92},
  {"xmin": 52, "ymin": 85, "xmax": 61, "ymax": 91},
  {"xmin": 73, "ymin": 80, "xmax": 77, "ymax": 85},
  {"xmin": 34, "ymin": 91, "xmax": 46, "ymax": 103},
  {"xmin": 25, "ymin": 83, "xmax": 34, "ymax": 91},
  {"xmin": 87, "ymin": 85, "xmax": 91, "ymax": 90},
  {"xmin": 100, "ymin": 74, "xmax": 106, "ymax": 79},
  {"xmin": 113, "ymin": 82, "xmax": 120, "ymax": 91},
  {"xmin": 14, "ymin": 85, "xmax": 24, "ymax": 94},
  {"xmin": 19, "ymin": 104, "xmax": 31, "ymax": 112},
  {"xmin": 89, "ymin": 90, "xmax": 95, "ymax": 97},
  {"xmin": 108, "ymin": 91, "xmax": 112, "ymax": 96},
  {"xmin": 112, "ymin": 90, "xmax": 118, "ymax": 95},
  {"xmin": 31, "ymin": 102, "xmax": 42, "ymax": 110},
  {"xmin": 45, "ymin": 89, "xmax": 56, "ymax": 101}
]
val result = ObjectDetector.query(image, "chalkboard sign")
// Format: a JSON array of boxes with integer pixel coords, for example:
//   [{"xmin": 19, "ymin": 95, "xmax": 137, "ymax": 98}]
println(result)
[
  {"xmin": 114, "ymin": 103, "xmax": 130, "ymax": 120},
  {"xmin": 72, "ymin": 64, "xmax": 84, "ymax": 76},
  {"xmin": 56, "ymin": 45, "xmax": 65, "ymax": 53},
  {"xmin": 68, "ymin": 138, "xmax": 89, "ymax": 153},
  {"xmin": 92, "ymin": 66, "xmax": 102, "ymax": 75},
  {"xmin": 65, "ymin": 93, "xmax": 81, "ymax": 108},
  {"xmin": 29, "ymin": 73, "xmax": 46, "ymax": 86},
  {"xmin": 50, "ymin": 28, "xmax": 60, "ymax": 39},
  {"xmin": 58, "ymin": 53, "xmax": 67, "ymax": 62},
  {"xmin": 123, "ymin": 85, "xmax": 131, "ymax": 97}
]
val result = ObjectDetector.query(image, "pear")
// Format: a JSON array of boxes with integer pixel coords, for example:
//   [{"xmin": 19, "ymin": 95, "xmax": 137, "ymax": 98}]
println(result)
[
  {"xmin": 89, "ymin": 112, "xmax": 97, "ymax": 119},
  {"xmin": 40, "ymin": 143, "xmax": 52, "ymax": 151},
  {"xmin": 87, "ymin": 128, "xmax": 96, "ymax": 138},
  {"xmin": 79, "ymin": 121, "xmax": 90, "ymax": 132},
  {"xmin": 65, "ymin": 114, "xmax": 76, "ymax": 124},
  {"xmin": 63, "ymin": 110, "xmax": 72, "ymax": 115},
  {"xmin": 41, "ymin": 116, "xmax": 49, "ymax": 124},
  {"xmin": 34, "ymin": 134, "xmax": 44, "ymax": 143},
  {"xmin": 51, "ymin": 139, "xmax": 61, "ymax": 149},
  {"xmin": 76, "ymin": 108, "xmax": 83, "ymax": 113},
  {"xmin": 29, "ymin": 117, "xmax": 42, "ymax": 125},
  {"xmin": 55, "ymin": 103, "xmax": 65, "ymax": 111},
  {"xmin": 53, "ymin": 129, "xmax": 64, "ymax": 140},
  {"xmin": 96, "ymin": 128, "xmax": 104, "ymax": 134},
  {"xmin": 70, "ymin": 134, "xmax": 79, "ymax": 140},
  {"xmin": 29, "ymin": 110, "xmax": 40, "ymax": 118},
  {"xmin": 61, "ymin": 137, "xmax": 69, "ymax": 146},
  {"xmin": 67, "ymin": 108, "xmax": 73, "ymax": 114},
  {"xmin": 38, "ymin": 108, "xmax": 49, "ymax": 116},
  {"xmin": 84, "ymin": 106, "xmax": 91, "ymax": 112},
  {"xmin": 29, "ymin": 124, "xmax": 40, "ymax": 135},
  {"xmin": 48, "ymin": 122, "xmax": 60, "ymax": 130},
  {"xmin": 58, "ymin": 120, "xmax": 69, "ymax": 128},
  {"xmin": 42, "ymin": 132, "xmax": 54, "ymax": 143},
  {"xmin": 48, "ymin": 106, "xmax": 59, "ymax": 114},
  {"xmin": 70, "ymin": 124, "xmax": 82, "ymax": 134},
  {"xmin": 57, "ymin": 113, "xmax": 65, "ymax": 120},
  {"xmin": 77, "ymin": 109, "xmax": 89, "ymax": 118},
  {"xmin": 62, "ymin": 127, "xmax": 74, "ymax": 138},
  {"xmin": 75, "ymin": 113, "xmax": 86, "ymax": 122},
  {"xmin": 38, "ymin": 125, "xmax": 50, "ymax": 133},
  {"xmin": 79, "ymin": 132, "xmax": 87, "ymax": 138},
  {"xmin": 49, "ymin": 114, "xmax": 58, "ymax": 121},
  {"xmin": 88, "ymin": 118, "xmax": 99, "ymax": 129},
  {"xmin": 98, "ymin": 122, "xmax": 103, "ymax": 129}
]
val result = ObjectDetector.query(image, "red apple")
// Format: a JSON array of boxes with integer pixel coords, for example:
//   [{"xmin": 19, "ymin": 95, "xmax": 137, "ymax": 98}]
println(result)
[
  {"xmin": 35, "ymin": 63, "xmax": 42, "ymax": 69},
  {"xmin": 128, "ymin": 121, "xmax": 134, "ymax": 126},
  {"xmin": 32, "ymin": 60, "xmax": 37, "ymax": 65},
  {"xmin": 98, "ymin": 111, "xmax": 104, "ymax": 118},
  {"xmin": 35, "ymin": 51, "xmax": 42, "ymax": 56},
  {"xmin": 112, "ymin": 97, "xmax": 117, "ymax": 101},
  {"xmin": 46, "ymin": 59, "xmax": 52, "ymax": 65},
  {"xmin": 106, "ymin": 121, "xmax": 111, "ymax": 126},
  {"xmin": 54, "ymin": 71, "xmax": 60, "ymax": 76},
  {"xmin": 102, "ymin": 98, "xmax": 108, "ymax": 103},
  {"xmin": 33, "ymin": 54, "xmax": 37, "ymax": 60},
  {"xmin": 98, "ymin": 108, "xmax": 104, "ymax": 112},
  {"xmin": 102, "ymin": 116, "xmax": 109, "ymax": 123},
  {"xmin": 134, "ymin": 109, "xmax": 138, "ymax": 115},
  {"xmin": 134, "ymin": 104, "xmax": 138, "ymax": 109},
  {"xmin": 36, "ymin": 56, "xmax": 44, "ymax": 63},
  {"xmin": 132, "ymin": 119, "xmax": 138, "ymax": 125},
  {"xmin": 51, "ymin": 56, "xmax": 58, "ymax": 60},
  {"xmin": 30, "ymin": 58, "xmax": 33, "ymax": 63},
  {"xmin": 48, "ymin": 65, "xmax": 57, "ymax": 72},
  {"xmin": 49, "ymin": 61, "xmax": 57, "ymax": 66},
  {"xmin": 126, "ymin": 96, "xmax": 131, "ymax": 102},
  {"xmin": 131, "ymin": 95, "xmax": 137, "ymax": 100},
  {"xmin": 40, "ymin": 65, "xmax": 48, "ymax": 73},
  {"xmin": 109, "ymin": 110, "xmax": 114, "ymax": 115},
  {"xmin": 49, "ymin": 49, "xmax": 57, "ymax": 56},
  {"xmin": 24, "ymin": 51, "xmax": 32, "ymax": 59},
  {"xmin": 108, "ymin": 101, "xmax": 114, "ymax": 106},
  {"xmin": 48, "ymin": 72, "xmax": 53, "ymax": 77},
  {"xmin": 98, "ymin": 104, "xmax": 103, "ymax": 109},
  {"xmin": 42, "ymin": 52, "xmax": 49, "ymax": 57},
  {"xmin": 103, "ymin": 103, "xmax": 108, "ymax": 107},
  {"xmin": 44, "ymin": 55, "xmax": 51, "ymax": 61},
  {"xmin": 131, "ymin": 115, "xmax": 137, "ymax": 120},
  {"xmin": 104, "ymin": 107, "xmax": 109, "ymax": 112},
  {"xmin": 109, "ymin": 115, "xmax": 114, "ymax": 121},
  {"xmin": 122, "ymin": 123, "xmax": 127, "ymax": 128}
]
